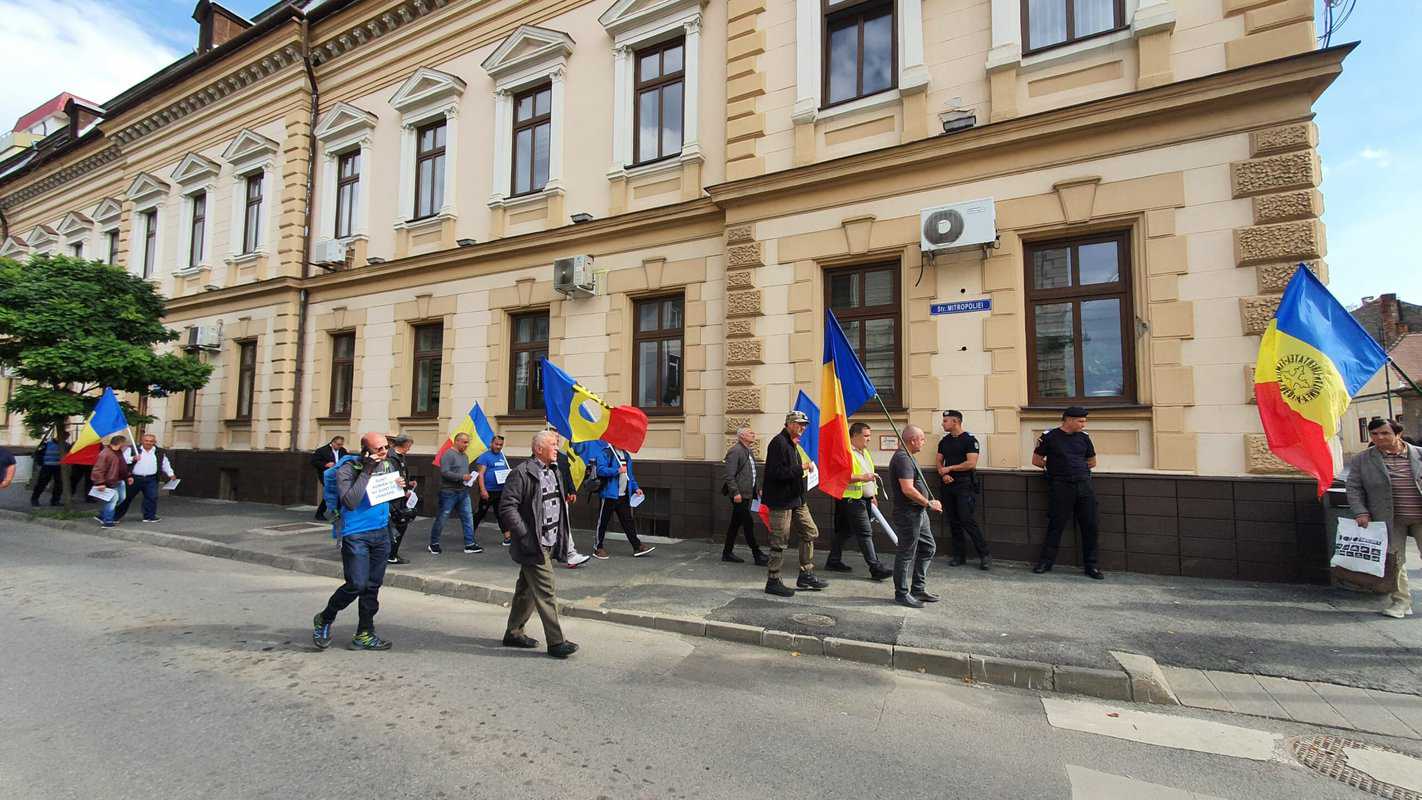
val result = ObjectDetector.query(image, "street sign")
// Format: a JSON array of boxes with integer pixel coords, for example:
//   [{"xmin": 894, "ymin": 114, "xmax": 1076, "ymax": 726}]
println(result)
[{"xmin": 930, "ymin": 298, "xmax": 992, "ymax": 315}]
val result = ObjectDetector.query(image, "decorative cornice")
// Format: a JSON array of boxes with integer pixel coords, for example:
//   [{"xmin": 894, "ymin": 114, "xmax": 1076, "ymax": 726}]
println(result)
[
  {"xmin": 0, "ymin": 143, "xmax": 121, "ymax": 209},
  {"xmin": 309, "ymin": 0, "xmax": 453, "ymax": 68}
]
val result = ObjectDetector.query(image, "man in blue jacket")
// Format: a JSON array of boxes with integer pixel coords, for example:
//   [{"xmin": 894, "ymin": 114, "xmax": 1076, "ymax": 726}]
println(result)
[
  {"xmin": 591, "ymin": 442, "xmax": 656, "ymax": 559},
  {"xmin": 312, "ymin": 432, "xmax": 404, "ymax": 651}
]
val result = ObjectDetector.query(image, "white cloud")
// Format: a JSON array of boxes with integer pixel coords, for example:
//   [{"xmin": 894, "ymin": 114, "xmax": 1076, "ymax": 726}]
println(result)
[
  {"xmin": 0, "ymin": 1, "xmax": 182, "ymax": 128},
  {"xmin": 1359, "ymin": 146, "xmax": 1393, "ymax": 168}
]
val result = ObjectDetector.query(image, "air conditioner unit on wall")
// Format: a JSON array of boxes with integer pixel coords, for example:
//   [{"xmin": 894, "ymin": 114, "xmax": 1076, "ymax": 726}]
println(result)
[
  {"xmin": 554, "ymin": 255, "xmax": 596, "ymax": 297},
  {"xmin": 313, "ymin": 238, "xmax": 349, "ymax": 266},
  {"xmin": 920, "ymin": 198, "xmax": 997, "ymax": 253},
  {"xmin": 183, "ymin": 324, "xmax": 222, "ymax": 351}
]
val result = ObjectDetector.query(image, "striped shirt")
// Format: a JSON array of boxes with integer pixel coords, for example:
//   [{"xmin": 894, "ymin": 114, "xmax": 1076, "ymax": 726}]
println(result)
[{"xmin": 1382, "ymin": 450, "xmax": 1422, "ymax": 524}]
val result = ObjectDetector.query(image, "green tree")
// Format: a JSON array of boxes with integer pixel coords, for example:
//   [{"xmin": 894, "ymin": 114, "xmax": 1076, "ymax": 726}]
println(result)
[{"xmin": 0, "ymin": 254, "xmax": 213, "ymax": 440}]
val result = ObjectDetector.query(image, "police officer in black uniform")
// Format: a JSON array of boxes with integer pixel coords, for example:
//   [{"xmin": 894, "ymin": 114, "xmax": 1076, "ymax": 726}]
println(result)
[
  {"xmin": 936, "ymin": 410, "xmax": 990, "ymax": 570},
  {"xmin": 1032, "ymin": 406, "xmax": 1104, "ymax": 580}
]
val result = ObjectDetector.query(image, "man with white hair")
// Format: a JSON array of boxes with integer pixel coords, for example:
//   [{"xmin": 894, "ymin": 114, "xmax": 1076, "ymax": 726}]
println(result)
[
  {"xmin": 890, "ymin": 425, "xmax": 941, "ymax": 609},
  {"xmin": 497, "ymin": 430, "xmax": 578, "ymax": 659},
  {"xmin": 721, "ymin": 425, "xmax": 767, "ymax": 565}
]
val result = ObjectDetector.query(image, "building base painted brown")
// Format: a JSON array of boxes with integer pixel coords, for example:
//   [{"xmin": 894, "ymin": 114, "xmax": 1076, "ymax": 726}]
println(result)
[{"xmin": 167, "ymin": 449, "xmax": 1326, "ymax": 584}]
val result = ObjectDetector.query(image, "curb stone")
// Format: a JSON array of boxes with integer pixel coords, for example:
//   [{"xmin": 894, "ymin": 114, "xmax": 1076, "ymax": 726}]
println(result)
[
  {"xmin": 4, "ymin": 509, "xmax": 1166, "ymax": 706},
  {"xmin": 1111, "ymin": 650, "xmax": 1182, "ymax": 705}
]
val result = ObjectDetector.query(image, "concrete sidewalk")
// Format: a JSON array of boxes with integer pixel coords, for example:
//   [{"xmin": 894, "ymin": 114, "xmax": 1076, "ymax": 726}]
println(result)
[{"xmin": 4, "ymin": 488, "xmax": 1421, "ymax": 730}]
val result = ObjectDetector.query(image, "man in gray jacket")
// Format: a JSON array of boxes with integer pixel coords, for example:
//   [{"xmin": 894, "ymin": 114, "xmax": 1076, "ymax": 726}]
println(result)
[
  {"xmin": 721, "ymin": 426, "xmax": 767, "ymax": 565},
  {"xmin": 429, "ymin": 433, "xmax": 479, "ymax": 555},
  {"xmin": 1346, "ymin": 418, "xmax": 1422, "ymax": 618},
  {"xmin": 498, "ymin": 430, "xmax": 578, "ymax": 659}
]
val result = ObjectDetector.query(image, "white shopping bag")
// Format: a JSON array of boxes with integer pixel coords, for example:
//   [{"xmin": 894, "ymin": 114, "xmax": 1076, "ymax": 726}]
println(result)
[{"xmin": 1331, "ymin": 517, "xmax": 1388, "ymax": 578}]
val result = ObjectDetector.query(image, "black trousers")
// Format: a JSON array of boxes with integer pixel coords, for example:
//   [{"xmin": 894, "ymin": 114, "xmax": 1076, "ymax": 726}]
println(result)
[
  {"xmin": 31, "ymin": 465, "xmax": 62, "ymax": 505},
  {"xmin": 1039, "ymin": 478, "xmax": 1099, "ymax": 569},
  {"xmin": 595, "ymin": 495, "xmax": 643, "ymax": 551},
  {"xmin": 941, "ymin": 484, "xmax": 989, "ymax": 559},
  {"xmin": 314, "ymin": 470, "xmax": 329, "ymax": 519},
  {"xmin": 472, "ymin": 490, "xmax": 503, "ymax": 533},
  {"xmin": 828, "ymin": 497, "xmax": 885, "ymax": 569},
  {"xmin": 723, "ymin": 498, "xmax": 761, "ymax": 555},
  {"xmin": 388, "ymin": 512, "xmax": 411, "ymax": 559}
]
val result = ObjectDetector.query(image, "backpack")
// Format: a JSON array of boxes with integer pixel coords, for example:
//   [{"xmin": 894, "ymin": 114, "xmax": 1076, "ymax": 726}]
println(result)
[{"xmin": 321, "ymin": 454, "xmax": 363, "ymax": 524}]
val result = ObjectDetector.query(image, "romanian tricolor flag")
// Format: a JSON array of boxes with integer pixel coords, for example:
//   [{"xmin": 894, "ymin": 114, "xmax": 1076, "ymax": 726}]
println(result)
[
  {"xmin": 434, "ymin": 401, "xmax": 497, "ymax": 463},
  {"xmin": 61, "ymin": 387, "xmax": 128, "ymax": 465},
  {"xmin": 1255, "ymin": 266, "xmax": 1387, "ymax": 494},
  {"xmin": 542, "ymin": 360, "xmax": 648, "ymax": 453},
  {"xmin": 818, "ymin": 309, "xmax": 878, "ymax": 499}
]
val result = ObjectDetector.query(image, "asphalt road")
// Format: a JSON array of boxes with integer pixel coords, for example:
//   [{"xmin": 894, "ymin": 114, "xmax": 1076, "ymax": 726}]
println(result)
[{"xmin": 0, "ymin": 520, "xmax": 1398, "ymax": 799}]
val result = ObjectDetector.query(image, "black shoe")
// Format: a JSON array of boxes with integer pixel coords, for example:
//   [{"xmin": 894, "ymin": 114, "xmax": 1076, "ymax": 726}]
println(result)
[
  {"xmin": 312, "ymin": 612, "xmax": 332, "ymax": 650},
  {"xmin": 1032, "ymin": 561, "xmax": 1053, "ymax": 574},
  {"xmin": 722, "ymin": 552, "xmax": 745, "ymax": 563},
  {"xmin": 387, "ymin": 556, "xmax": 410, "ymax": 565},
  {"xmin": 1085, "ymin": 567, "xmax": 1105, "ymax": 580},
  {"xmin": 979, "ymin": 556, "xmax": 992, "ymax": 571},
  {"xmin": 464, "ymin": 543, "xmax": 484, "ymax": 554},
  {"xmin": 947, "ymin": 556, "xmax": 967, "ymax": 567},
  {"xmin": 823, "ymin": 561, "xmax": 853, "ymax": 573},
  {"xmin": 753, "ymin": 553, "xmax": 769, "ymax": 567},
  {"xmin": 765, "ymin": 578, "xmax": 796, "ymax": 597},
  {"xmin": 796, "ymin": 571, "xmax": 829, "ymax": 591},
  {"xmin": 912, "ymin": 590, "xmax": 940, "ymax": 603},
  {"xmin": 503, "ymin": 632, "xmax": 539, "ymax": 649},
  {"xmin": 895, "ymin": 593, "xmax": 925, "ymax": 609},
  {"xmin": 428, "ymin": 543, "xmax": 442, "ymax": 556},
  {"xmin": 869, "ymin": 566, "xmax": 893, "ymax": 581},
  {"xmin": 548, "ymin": 641, "xmax": 579, "ymax": 659}
]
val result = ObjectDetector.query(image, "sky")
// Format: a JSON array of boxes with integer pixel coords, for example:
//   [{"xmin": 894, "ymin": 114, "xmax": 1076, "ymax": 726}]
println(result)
[{"xmin": 2, "ymin": 1, "xmax": 1415, "ymax": 308}]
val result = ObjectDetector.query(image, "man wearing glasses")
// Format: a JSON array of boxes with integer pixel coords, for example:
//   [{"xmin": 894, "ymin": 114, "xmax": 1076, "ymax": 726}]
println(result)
[{"xmin": 312, "ymin": 432, "xmax": 404, "ymax": 651}]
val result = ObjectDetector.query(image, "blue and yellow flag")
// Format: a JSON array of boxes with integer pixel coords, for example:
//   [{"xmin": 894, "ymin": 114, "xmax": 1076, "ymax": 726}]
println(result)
[
  {"xmin": 542, "ymin": 360, "xmax": 648, "ymax": 452},
  {"xmin": 435, "ymin": 402, "xmax": 497, "ymax": 463},
  {"xmin": 1254, "ymin": 266, "xmax": 1387, "ymax": 494}
]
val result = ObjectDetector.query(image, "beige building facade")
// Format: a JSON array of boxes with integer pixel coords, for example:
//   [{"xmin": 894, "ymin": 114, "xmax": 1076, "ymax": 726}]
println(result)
[{"xmin": 0, "ymin": 0, "xmax": 1340, "ymax": 581}]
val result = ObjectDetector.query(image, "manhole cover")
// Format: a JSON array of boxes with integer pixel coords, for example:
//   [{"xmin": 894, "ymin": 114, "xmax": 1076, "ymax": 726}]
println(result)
[
  {"xmin": 789, "ymin": 613, "xmax": 836, "ymax": 629},
  {"xmin": 86, "ymin": 549, "xmax": 129, "ymax": 559},
  {"xmin": 1290, "ymin": 735, "xmax": 1422, "ymax": 798}
]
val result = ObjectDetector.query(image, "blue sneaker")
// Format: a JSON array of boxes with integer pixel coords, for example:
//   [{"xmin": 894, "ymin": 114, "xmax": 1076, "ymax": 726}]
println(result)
[
  {"xmin": 350, "ymin": 631, "xmax": 392, "ymax": 651},
  {"xmin": 312, "ymin": 613, "xmax": 332, "ymax": 650}
]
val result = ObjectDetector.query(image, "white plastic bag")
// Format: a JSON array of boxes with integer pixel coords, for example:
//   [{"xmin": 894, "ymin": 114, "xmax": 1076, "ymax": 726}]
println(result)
[{"xmin": 1331, "ymin": 518, "xmax": 1388, "ymax": 578}]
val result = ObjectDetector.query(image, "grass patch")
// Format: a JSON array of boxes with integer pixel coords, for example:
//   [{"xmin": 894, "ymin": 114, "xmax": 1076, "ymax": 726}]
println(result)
[{"xmin": 30, "ymin": 508, "xmax": 97, "ymax": 521}]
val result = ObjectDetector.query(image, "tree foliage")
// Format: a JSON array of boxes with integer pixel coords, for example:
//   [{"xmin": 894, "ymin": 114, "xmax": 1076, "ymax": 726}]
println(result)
[{"xmin": 0, "ymin": 254, "xmax": 213, "ymax": 436}]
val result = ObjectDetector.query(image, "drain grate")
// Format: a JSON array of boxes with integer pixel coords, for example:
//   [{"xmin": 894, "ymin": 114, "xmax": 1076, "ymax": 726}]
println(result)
[{"xmin": 1290, "ymin": 735, "xmax": 1422, "ymax": 799}]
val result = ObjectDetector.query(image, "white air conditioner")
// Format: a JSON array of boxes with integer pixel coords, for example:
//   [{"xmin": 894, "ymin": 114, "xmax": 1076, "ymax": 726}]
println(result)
[
  {"xmin": 920, "ymin": 198, "xmax": 997, "ymax": 252},
  {"xmin": 554, "ymin": 255, "xmax": 596, "ymax": 297},
  {"xmin": 183, "ymin": 324, "xmax": 222, "ymax": 351},
  {"xmin": 313, "ymin": 238, "xmax": 349, "ymax": 265}
]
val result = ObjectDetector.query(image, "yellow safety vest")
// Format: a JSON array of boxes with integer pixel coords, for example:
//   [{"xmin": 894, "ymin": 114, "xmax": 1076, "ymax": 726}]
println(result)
[{"xmin": 843, "ymin": 448, "xmax": 875, "ymax": 499}]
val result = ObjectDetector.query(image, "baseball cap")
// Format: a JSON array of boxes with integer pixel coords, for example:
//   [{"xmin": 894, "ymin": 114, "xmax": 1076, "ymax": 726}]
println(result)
[{"xmin": 785, "ymin": 410, "xmax": 810, "ymax": 425}]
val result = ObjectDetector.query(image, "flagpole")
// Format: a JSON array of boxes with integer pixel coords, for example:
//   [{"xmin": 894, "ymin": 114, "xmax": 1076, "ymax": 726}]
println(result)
[
  {"xmin": 1389, "ymin": 357, "xmax": 1422, "ymax": 403},
  {"xmin": 871, "ymin": 393, "xmax": 935, "ymax": 498}
]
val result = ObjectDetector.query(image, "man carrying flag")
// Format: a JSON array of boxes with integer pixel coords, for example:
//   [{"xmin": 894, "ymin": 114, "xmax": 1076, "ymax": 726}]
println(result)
[
  {"xmin": 762, "ymin": 410, "xmax": 826, "ymax": 597},
  {"xmin": 62, "ymin": 387, "xmax": 129, "ymax": 467},
  {"xmin": 1254, "ymin": 266, "xmax": 1389, "ymax": 494}
]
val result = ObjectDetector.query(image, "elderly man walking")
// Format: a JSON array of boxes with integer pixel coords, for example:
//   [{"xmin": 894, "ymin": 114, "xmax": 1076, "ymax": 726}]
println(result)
[
  {"xmin": 1346, "ymin": 418, "xmax": 1422, "ymax": 619},
  {"xmin": 762, "ymin": 410, "xmax": 827, "ymax": 597},
  {"xmin": 114, "ymin": 433, "xmax": 176, "ymax": 523},
  {"xmin": 890, "ymin": 425, "xmax": 941, "ymax": 608},
  {"xmin": 498, "ymin": 430, "xmax": 579, "ymax": 659},
  {"xmin": 312, "ymin": 432, "xmax": 403, "ymax": 651},
  {"xmin": 722, "ymin": 425, "xmax": 767, "ymax": 565}
]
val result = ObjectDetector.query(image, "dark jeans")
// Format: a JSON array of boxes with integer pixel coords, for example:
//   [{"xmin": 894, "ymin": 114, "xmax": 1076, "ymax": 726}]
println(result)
[
  {"xmin": 388, "ymin": 511, "xmax": 411, "ymax": 559},
  {"xmin": 1040, "ymin": 478, "xmax": 1099, "ymax": 569},
  {"xmin": 314, "ymin": 469, "xmax": 329, "ymax": 519},
  {"xmin": 472, "ymin": 490, "xmax": 503, "ymax": 533},
  {"xmin": 940, "ymin": 484, "xmax": 989, "ymax": 559},
  {"xmin": 892, "ymin": 507, "xmax": 936, "ymax": 596},
  {"xmin": 723, "ymin": 498, "xmax": 761, "ymax": 555},
  {"xmin": 115, "ymin": 474, "xmax": 160, "ymax": 521},
  {"xmin": 828, "ymin": 497, "xmax": 884, "ymax": 569},
  {"xmin": 430, "ymin": 489, "xmax": 475, "ymax": 547},
  {"xmin": 595, "ymin": 495, "xmax": 643, "ymax": 551},
  {"xmin": 320, "ymin": 528, "xmax": 391, "ymax": 633},
  {"xmin": 30, "ymin": 464, "xmax": 62, "ymax": 505}
]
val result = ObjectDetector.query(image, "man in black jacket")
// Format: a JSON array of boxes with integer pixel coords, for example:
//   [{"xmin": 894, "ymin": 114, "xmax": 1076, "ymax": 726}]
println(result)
[
  {"xmin": 497, "ymin": 430, "xmax": 578, "ymax": 659},
  {"xmin": 761, "ymin": 410, "xmax": 828, "ymax": 597},
  {"xmin": 385, "ymin": 435, "xmax": 418, "ymax": 565},
  {"xmin": 311, "ymin": 435, "xmax": 347, "ymax": 520}
]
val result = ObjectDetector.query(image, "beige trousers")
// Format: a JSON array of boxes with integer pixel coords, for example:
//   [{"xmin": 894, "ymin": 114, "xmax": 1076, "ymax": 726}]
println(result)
[
  {"xmin": 768, "ymin": 505, "xmax": 818, "ymax": 578},
  {"xmin": 1389, "ymin": 521, "xmax": 1422, "ymax": 606},
  {"xmin": 506, "ymin": 547, "xmax": 564, "ymax": 646}
]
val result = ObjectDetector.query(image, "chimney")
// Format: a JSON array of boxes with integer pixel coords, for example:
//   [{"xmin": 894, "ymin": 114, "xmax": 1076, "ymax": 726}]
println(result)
[
  {"xmin": 63, "ymin": 98, "xmax": 105, "ymax": 139},
  {"xmin": 193, "ymin": 0, "xmax": 252, "ymax": 54},
  {"xmin": 1380, "ymin": 293, "xmax": 1401, "ymax": 347}
]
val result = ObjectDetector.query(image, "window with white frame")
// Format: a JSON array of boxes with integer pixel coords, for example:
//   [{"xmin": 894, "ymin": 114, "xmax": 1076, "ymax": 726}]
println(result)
[
  {"xmin": 24, "ymin": 224, "xmax": 58, "ymax": 256},
  {"xmin": 600, "ymin": 0, "xmax": 704, "ymax": 178},
  {"xmin": 220, "ymin": 129, "xmax": 279, "ymax": 261},
  {"xmin": 92, "ymin": 197, "xmax": 122, "ymax": 265},
  {"xmin": 987, "ymin": 0, "xmax": 1152, "ymax": 72},
  {"xmin": 389, "ymin": 67, "xmax": 465, "ymax": 226},
  {"xmin": 313, "ymin": 101, "xmax": 377, "ymax": 245},
  {"xmin": 170, "ymin": 152, "xmax": 220, "ymax": 273},
  {"xmin": 56, "ymin": 211, "xmax": 93, "ymax": 260},
  {"xmin": 794, "ymin": 0, "xmax": 926, "ymax": 124},
  {"xmin": 481, "ymin": 25, "xmax": 573, "ymax": 208},
  {"xmin": 124, "ymin": 171, "xmax": 170, "ymax": 278}
]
